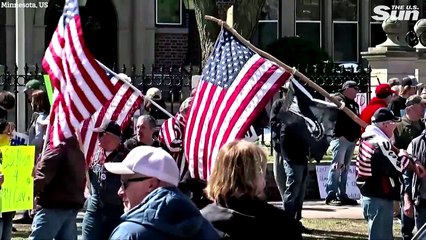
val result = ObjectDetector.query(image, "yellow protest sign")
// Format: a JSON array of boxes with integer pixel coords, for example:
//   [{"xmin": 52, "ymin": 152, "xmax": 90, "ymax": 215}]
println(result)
[{"xmin": 0, "ymin": 146, "xmax": 35, "ymax": 212}]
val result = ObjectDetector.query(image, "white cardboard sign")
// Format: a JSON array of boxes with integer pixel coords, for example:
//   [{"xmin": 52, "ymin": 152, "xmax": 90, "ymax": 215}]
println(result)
[{"xmin": 316, "ymin": 165, "xmax": 361, "ymax": 200}]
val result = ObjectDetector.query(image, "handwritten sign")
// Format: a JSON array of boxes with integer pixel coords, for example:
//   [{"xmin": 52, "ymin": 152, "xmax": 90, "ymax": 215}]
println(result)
[
  {"xmin": 355, "ymin": 93, "xmax": 367, "ymax": 112},
  {"xmin": 43, "ymin": 74, "xmax": 53, "ymax": 105},
  {"xmin": 10, "ymin": 132, "xmax": 29, "ymax": 146},
  {"xmin": 0, "ymin": 146, "xmax": 35, "ymax": 212},
  {"xmin": 316, "ymin": 165, "xmax": 361, "ymax": 200}
]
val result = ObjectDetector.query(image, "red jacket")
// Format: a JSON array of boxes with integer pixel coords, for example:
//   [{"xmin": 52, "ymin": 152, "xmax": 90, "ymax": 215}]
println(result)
[{"xmin": 360, "ymin": 97, "xmax": 388, "ymax": 132}]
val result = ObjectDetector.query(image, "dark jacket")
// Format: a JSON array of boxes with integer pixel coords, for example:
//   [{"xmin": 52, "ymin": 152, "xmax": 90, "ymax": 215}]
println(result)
[
  {"xmin": 394, "ymin": 116, "xmax": 424, "ymax": 150},
  {"xmin": 109, "ymin": 186, "xmax": 218, "ymax": 240},
  {"xmin": 89, "ymin": 145, "xmax": 128, "ymax": 207},
  {"xmin": 389, "ymin": 95, "xmax": 407, "ymax": 117},
  {"xmin": 201, "ymin": 196, "xmax": 303, "ymax": 240},
  {"xmin": 279, "ymin": 111, "xmax": 310, "ymax": 164},
  {"xmin": 357, "ymin": 125, "xmax": 411, "ymax": 201},
  {"xmin": 359, "ymin": 97, "xmax": 388, "ymax": 133},
  {"xmin": 333, "ymin": 93, "xmax": 361, "ymax": 142},
  {"xmin": 270, "ymin": 98, "xmax": 285, "ymax": 153},
  {"xmin": 124, "ymin": 136, "xmax": 160, "ymax": 151},
  {"xmin": 34, "ymin": 137, "xmax": 85, "ymax": 209}
]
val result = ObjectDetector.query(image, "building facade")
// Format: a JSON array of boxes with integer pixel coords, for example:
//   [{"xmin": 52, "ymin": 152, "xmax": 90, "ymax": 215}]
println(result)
[{"xmin": 0, "ymin": 0, "xmax": 424, "ymax": 70}]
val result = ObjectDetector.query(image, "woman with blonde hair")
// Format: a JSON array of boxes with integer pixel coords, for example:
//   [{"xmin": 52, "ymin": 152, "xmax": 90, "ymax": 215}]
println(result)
[{"xmin": 201, "ymin": 140, "xmax": 303, "ymax": 240}]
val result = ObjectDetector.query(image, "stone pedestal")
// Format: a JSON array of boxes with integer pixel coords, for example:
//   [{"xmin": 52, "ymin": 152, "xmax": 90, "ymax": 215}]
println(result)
[{"xmin": 361, "ymin": 17, "xmax": 418, "ymax": 90}]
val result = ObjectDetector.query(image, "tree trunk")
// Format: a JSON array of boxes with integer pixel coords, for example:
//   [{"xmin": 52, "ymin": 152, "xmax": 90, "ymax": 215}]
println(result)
[
  {"xmin": 233, "ymin": 0, "xmax": 266, "ymax": 40},
  {"xmin": 194, "ymin": 0, "xmax": 220, "ymax": 68}
]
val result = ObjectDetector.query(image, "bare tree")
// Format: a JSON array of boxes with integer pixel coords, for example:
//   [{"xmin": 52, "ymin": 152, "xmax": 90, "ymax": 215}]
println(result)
[{"xmin": 193, "ymin": 0, "xmax": 266, "ymax": 67}]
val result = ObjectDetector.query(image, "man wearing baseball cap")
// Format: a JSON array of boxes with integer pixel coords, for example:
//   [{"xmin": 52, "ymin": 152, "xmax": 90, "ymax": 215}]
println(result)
[
  {"xmin": 358, "ymin": 108, "xmax": 426, "ymax": 240},
  {"xmin": 389, "ymin": 76, "xmax": 419, "ymax": 117},
  {"xmin": 360, "ymin": 84, "xmax": 396, "ymax": 132},
  {"xmin": 105, "ymin": 146, "xmax": 218, "ymax": 239},
  {"xmin": 82, "ymin": 120, "xmax": 128, "ymax": 240}
]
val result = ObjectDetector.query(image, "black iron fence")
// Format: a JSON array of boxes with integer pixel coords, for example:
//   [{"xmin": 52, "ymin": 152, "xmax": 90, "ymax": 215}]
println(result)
[{"xmin": 0, "ymin": 62, "xmax": 371, "ymax": 152}]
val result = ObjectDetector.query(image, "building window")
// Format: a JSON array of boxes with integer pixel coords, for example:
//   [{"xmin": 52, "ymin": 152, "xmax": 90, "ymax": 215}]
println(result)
[
  {"xmin": 296, "ymin": 0, "xmax": 321, "ymax": 47},
  {"xmin": 333, "ymin": 0, "xmax": 358, "ymax": 62},
  {"xmin": 156, "ymin": 0, "xmax": 183, "ymax": 25},
  {"xmin": 258, "ymin": 0, "xmax": 279, "ymax": 50}
]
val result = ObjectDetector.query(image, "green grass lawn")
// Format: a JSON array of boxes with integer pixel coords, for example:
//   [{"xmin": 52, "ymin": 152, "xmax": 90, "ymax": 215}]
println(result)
[
  {"xmin": 12, "ymin": 218, "xmax": 404, "ymax": 240},
  {"xmin": 302, "ymin": 218, "xmax": 402, "ymax": 240}
]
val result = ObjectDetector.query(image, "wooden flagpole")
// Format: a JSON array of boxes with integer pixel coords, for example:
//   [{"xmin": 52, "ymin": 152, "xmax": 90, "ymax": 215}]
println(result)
[
  {"xmin": 96, "ymin": 60, "xmax": 174, "ymax": 118},
  {"xmin": 205, "ymin": 15, "xmax": 368, "ymax": 129}
]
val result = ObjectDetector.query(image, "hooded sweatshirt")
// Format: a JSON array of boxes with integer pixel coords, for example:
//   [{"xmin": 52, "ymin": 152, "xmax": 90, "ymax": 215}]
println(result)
[
  {"xmin": 109, "ymin": 186, "xmax": 219, "ymax": 240},
  {"xmin": 360, "ymin": 97, "xmax": 388, "ymax": 133}
]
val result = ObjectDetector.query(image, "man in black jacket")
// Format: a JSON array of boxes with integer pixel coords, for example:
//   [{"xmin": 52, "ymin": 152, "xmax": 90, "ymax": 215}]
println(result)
[{"xmin": 325, "ymin": 81, "xmax": 361, "ymax": 206}]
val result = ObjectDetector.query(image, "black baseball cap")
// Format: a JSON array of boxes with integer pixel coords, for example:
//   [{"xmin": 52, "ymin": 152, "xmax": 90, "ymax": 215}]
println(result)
[
  {"xmin": 371, "ymin": 108, "xmax": 401, "ymax": 123},
  {"xmin": 93, "ymin": 120, "xmax": 121, "ymax": 138}
]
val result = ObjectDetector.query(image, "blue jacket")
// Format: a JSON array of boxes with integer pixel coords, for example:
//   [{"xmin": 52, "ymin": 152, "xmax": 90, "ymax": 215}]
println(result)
[{"xmin": 109, "ymin": 186, "xmax": 219, "ymax": 240}]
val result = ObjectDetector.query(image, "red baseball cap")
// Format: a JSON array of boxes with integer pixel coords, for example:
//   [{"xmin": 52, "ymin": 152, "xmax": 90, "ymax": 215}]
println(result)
[{"xmin": 375, "ymin": 84, "xmax": 397, "ymax": 98}]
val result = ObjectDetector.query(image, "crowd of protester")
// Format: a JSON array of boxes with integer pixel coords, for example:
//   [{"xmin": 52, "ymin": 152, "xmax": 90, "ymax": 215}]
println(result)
[{"xmin": 1, "ymin": 75, "xmax": 426, "ymax": 240}]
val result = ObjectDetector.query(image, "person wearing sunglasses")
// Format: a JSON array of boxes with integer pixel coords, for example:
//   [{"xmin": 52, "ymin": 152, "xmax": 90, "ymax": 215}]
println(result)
[
  {"xmin": 82, "ymin": 120, "xmax": 128, "ymax": 240},
  {"xmin": 105, "ymin": 146, "xmax": 218, "ymax": 240}
]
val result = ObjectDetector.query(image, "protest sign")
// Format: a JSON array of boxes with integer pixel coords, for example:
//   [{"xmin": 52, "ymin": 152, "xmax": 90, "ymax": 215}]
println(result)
[
  {"xmin": 316, "ymin": 165, "xmax": 361, "ymax": 200},
  {"xmin": 10, "ymin": 132, "xmax": 29, "ymax": 146},
  {"xmin": 0, "ymin": 146, "xmax": 35, "ymax": 212},
  {"xmin": 355, "ymin": 93, "xmax": 367, "ymax": 112},
  {"xmin": 43, "ymin": 74, "xmax": 53, "ymax": 105}
]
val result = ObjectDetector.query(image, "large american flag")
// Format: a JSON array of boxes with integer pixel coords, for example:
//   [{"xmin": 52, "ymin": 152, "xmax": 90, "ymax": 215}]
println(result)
[
  {"xmin": 184, "ymin": 29, "xmax": 291, "ymax": 180},
  {"xmin": 159, "ymin": 113, "xmax": 188, "ymax": 179},
  {"xmin": 80, "ymin": 71, "xmax": 144, "ymax": 165},
  {"xmin": 42, "ymin": 0, "xmax": 117, "ymax": 147}
]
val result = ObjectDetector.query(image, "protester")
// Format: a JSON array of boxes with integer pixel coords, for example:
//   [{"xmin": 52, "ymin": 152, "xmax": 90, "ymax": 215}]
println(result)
[
  {"xmin": 360, "ymin": 83, "xmax": 395, "ymax": 132},
  {"xmin": 357, "ymin": 108, "xmax": 426, "ymax": 240},
  {"xmin": 29, "ymin": 90, "xmax": 50, "ymax": 157},
  {"xmin": 159, "ymin": 97, "xmax": 192, "ymax": 179},
  {"xmin": 124, "ymin": 115, "xmax": 159, "ymax": 151},
  {"xmin": 389, "ymin": 76, "xmax": 418, "ymax": 117},
  {"xmin": 325, "ymin": 80, "xmax": 361, "ymax": 206},
  {"xmin": 30, "ymin": 136, "xmax": 86, "ymax": 240},
  {"xmin": 82, "ymin": 121, "xmax": 128, "ymax": 240},
  {"xmin": 201, "ymin": 140, "xmax": 303, "ymax": 239},
  {"xmin": 24, "ymin": 79, "xmax": 43, "ymax": 102},
  {"xmin": 279, "ymin": 109, "xmax": 312, "ymax": 232},
  {"xmin": 393, "ymin": 95, "xmax": 426, "ymax": 240},
  {"xmin": 105, "ymin": 146, "xmax": 218, "ymax": 239},
  {"xmin": 144, "ymin": 87, "xmax": 168, "ymax": 120},
  {"xmin": 0, "ymin": 91, "xmax": 16, "ymax": 119},
  {"xmin": 0, "ymin": 120, "xmax": 15, "ymax": 240},
  {"xmin": 404, "ymin": 123, "xmax": 426, "ymax": 233},
  {"xmin": 270, "ymin": 94, "xmax": 287, "ymax": 207},
  {"xmin": 388, "ymin": 77, "xmax": 401, "ymax": 97}
]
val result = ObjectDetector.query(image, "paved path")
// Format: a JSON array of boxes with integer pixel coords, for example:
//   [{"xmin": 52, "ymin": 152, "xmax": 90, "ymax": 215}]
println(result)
[{"xmin": 270, "ymin": 200, "xmax": 364, "ymax": 219}]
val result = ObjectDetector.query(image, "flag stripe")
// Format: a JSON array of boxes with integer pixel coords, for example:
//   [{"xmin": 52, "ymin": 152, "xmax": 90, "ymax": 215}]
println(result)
[{"xmin": 82, "ymin": 77, "xmax": 143, "ymax": 165}]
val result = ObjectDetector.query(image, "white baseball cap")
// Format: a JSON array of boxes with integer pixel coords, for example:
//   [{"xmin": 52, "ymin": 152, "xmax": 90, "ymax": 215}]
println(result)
[{"xmin": 104, "ymin": 146, "xmax": 179, "ymax": 186}]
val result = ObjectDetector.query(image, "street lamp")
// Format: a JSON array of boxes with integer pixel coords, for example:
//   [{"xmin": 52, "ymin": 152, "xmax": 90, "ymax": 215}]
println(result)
[{"xmin": 183, "ymin": 0, "xmax": 195, "ymax": 10}]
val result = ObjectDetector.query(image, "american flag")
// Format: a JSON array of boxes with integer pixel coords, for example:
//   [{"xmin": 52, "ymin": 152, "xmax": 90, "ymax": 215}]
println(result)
[
  {"xmin": 356, "ymin": 140, "xmax": 374, "ymax": 178},
  {"xmin": 184, "ymin": 29, "xmax": 291, "ymax": 180},
  {"xmin": 42, "ymin": 0, "xmax": 117, "ymax": 147},
  {"xmin": 80, "ymin": 71, "xmax": 144, "ymax": 165},
  {"xmin": 159, "ymin": 113, "xmax": 188, "ymax": 179}
]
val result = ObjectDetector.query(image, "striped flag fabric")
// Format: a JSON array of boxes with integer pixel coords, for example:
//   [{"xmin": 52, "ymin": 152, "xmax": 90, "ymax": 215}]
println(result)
[
  {"xmin": 356, "ymin": 140, "xmax": 374, "ymax": 178},
  {"xmin": 80, "ymin": 71, "xmax": 144, "ymax": 165},
  {"xmin": 184, "ymin": 28, "xmax": 291, "ymax": 180},
  {"xmin": 42, "ymin": 0, "xmax": 117, "ymax": 147},
  {"xmin": 159, "ymin": 113, "xmax": 188, "ymax": 179}
]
